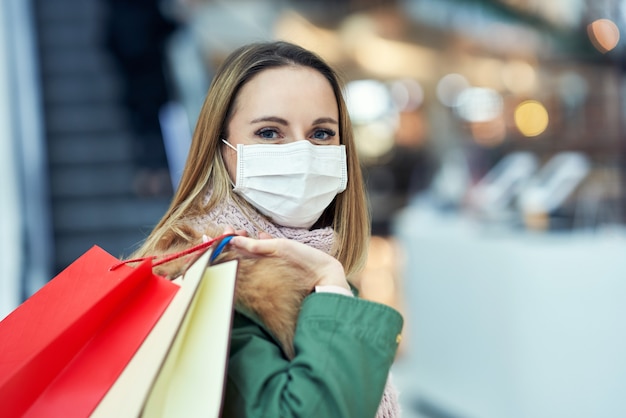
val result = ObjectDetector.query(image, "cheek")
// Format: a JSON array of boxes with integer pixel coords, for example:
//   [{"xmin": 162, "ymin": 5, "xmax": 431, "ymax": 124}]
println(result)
[{"xmin": 221, "ymin": 146, "xmax": 237, "ymax": 182}]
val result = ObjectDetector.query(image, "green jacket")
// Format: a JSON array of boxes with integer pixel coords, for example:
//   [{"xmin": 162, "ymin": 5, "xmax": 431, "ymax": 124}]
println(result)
[{"xmin": 222, "ymin": 293, "xmax": 404, "ymax": 417}]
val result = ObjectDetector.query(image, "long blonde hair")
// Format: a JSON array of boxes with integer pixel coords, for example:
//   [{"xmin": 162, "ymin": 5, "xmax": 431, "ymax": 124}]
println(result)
[{"xmin": 135, "ymin": 41, "xmax": 371, "ymax": 277}]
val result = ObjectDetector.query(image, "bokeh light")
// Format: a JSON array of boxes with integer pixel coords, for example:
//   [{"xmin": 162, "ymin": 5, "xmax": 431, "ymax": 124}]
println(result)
[
  {"xmin": 345, "ymin": 79, "xmax": 393, "ymax": 123},
  {"xmin": 471, "ymin": 57, "xmax": 504, "ymax": 91},
  {"xmin": 353, "ymin": 120, "xmax": 396, "ymax": 160},
  {"xmin": 587, "ymin": 18, "xmax": 620, "ymax": 53},
  {"xmin": 501, "ymin": 60, "xmax": 537, "ymax": 95},
  {"xmin": 390, "ymin": 78, "xmax": 424, "ymax": 111},
  {"xmin": 455, "ymin": 87, "xmax": 503, "ymax": 123},
  {"xmin": 514, "ymin": 100, "xmax": 549, "ymax": 137},
  {"xmin": 436, "ymin": 73, "xmax": 470, "ymax": 107}
]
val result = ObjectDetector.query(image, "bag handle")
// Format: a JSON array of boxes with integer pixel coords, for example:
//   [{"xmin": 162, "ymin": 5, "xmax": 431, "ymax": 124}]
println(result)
[{"xmin": 109, "ymin": 234, "xmax": 236, "ymax": 271}]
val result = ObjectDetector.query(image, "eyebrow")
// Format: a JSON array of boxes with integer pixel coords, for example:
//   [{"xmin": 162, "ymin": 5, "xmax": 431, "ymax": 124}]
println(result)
[
  {"xmin": 250, "ymin": 116, "xmax": 288, "ymax": 125},
  {"xmin": 250, "ymin": 116, "xmax": 338, "ymax": 125},
  {"xmin": 312, "ymin": 117, "xmax": 339, "ymax": 125}
]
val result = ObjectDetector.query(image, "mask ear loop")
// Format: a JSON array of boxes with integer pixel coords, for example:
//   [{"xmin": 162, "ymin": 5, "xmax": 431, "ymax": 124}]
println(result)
[
  {"xmin": 221, "ymin": 138, "xmax": 237, "ymax": 151},
  {"xmin": 220, "ymin": 138, "xmax": 238, "ymax": 189}
]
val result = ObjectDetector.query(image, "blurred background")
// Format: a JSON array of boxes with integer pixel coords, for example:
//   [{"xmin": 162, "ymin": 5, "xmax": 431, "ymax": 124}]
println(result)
[{"xmin": 1, "ymin": 0, "xmax": 625, "ymax": 417}]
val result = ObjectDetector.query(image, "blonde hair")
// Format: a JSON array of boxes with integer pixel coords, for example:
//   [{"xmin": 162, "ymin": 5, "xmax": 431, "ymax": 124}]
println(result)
[{"xmin": 134, "ymin": 41, "xmax": 370, "ymax": 277}]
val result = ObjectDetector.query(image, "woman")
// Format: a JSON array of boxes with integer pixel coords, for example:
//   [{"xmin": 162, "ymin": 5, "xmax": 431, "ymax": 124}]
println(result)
[{"xmin": 134, "ymin": 41, "xmax": 403, "ymax": 417}]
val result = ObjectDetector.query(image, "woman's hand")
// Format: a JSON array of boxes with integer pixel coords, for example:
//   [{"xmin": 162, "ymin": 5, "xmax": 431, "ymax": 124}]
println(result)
[{"xmin": 229, "ymin": 235, "xmax": 350, "ymax": 291}]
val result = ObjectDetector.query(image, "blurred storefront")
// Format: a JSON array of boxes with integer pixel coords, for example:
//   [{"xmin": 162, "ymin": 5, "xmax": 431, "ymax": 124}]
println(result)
[{"xmin": 159, "ymin": 1, "xmax": 626, "ymax": 417}]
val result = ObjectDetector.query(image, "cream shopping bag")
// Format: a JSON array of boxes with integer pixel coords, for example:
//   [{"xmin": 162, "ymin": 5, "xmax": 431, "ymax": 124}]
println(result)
[{"xmin": 91, "ymin": 246, "xmax": 238, "ymax": 418}]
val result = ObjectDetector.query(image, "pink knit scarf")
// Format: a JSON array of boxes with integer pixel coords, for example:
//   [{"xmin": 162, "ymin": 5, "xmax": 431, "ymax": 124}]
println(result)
[
  {"xmin": 191, "ymin": 190, "xmax": 400, "ymax": 418},
  {"xmin": 377, "ymin": 375, "xmax": 401, "ymax": 418},
  {"xmin": 190, "ymin": 193, "xmax": 335, "ymax": 254}
]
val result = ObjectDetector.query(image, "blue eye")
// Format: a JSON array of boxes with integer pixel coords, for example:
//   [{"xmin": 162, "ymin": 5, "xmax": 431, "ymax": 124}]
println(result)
[
  {"xmin": 256, "ymin": 128, "xmax": 280, "ymax": 140},
  {"xmin": 311, "ymin": 129, "xmax": 336, "ymax": 141}
]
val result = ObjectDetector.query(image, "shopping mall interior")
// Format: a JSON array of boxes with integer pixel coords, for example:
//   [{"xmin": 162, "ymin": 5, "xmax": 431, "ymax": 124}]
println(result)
[{"xmin": 1, "ymin": 0, "xmax": 625, "ymax": 417}]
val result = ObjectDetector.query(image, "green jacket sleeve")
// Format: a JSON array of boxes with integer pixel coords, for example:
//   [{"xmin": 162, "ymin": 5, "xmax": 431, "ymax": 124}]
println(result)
[{"xmin": 222, "ymin": 293, "xmax": 404, "ymax": 418}]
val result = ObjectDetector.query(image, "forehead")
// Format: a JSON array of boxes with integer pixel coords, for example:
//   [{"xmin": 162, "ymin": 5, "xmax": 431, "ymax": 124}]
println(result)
[{"xmin": 233, "ymin": 66, "xmax": 339, "ymax": 118}]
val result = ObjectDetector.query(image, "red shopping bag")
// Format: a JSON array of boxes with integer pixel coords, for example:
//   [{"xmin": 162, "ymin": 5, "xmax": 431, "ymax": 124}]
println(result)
[
  {"xmin": 91, "ymin": 246, "xmax": 238, "ymax": 418},
  {"xmin": 0, "ymin": 245, "xmax": 179, "ymax": 418}
]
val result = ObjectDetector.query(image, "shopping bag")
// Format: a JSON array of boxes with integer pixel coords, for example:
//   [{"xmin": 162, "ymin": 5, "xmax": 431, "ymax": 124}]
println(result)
[
  {"xmin": 0, "ymin": 245, "xmax": 179, "ymax": 418},
  {"xmin": 91, "ymin": 245, "xmax": 238, "ymax": 418}
]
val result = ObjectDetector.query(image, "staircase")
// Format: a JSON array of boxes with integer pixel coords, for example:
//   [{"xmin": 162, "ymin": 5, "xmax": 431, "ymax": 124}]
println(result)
[{"xmin": 33, "ymin": 0, "xmax": 173, "ymax": 273}]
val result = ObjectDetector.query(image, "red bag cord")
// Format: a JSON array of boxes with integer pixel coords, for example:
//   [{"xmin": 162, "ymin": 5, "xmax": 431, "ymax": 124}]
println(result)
[{"xmin": 109, "ymin": 234, "xmax": 234, "ymax": 271}]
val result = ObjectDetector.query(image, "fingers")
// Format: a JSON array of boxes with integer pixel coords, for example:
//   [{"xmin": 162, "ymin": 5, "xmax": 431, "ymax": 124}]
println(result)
[
  {"xmin": 229, "ymin": 235, "xmax": 349, "ymax": 290},
  {"xmin": 230, "ymin": 236, "xmax": 278, "ymax": 256},
  {"xmin": 228, "ymin": 232, "xmax": 273, "ymax": 254}
]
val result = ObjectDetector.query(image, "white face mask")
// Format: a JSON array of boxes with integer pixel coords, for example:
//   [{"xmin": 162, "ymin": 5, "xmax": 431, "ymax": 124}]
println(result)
[{"xmin": 222, "ymin": 139, "xmax": 348, "ymax": 228}]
